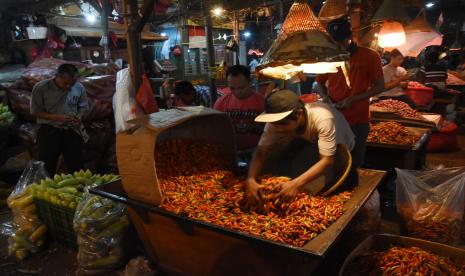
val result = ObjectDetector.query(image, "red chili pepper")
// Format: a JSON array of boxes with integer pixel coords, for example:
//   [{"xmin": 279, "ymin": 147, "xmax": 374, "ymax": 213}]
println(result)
[{"xmin": 156, "ymin": 140, "xmax": 353, "ymax": 247}]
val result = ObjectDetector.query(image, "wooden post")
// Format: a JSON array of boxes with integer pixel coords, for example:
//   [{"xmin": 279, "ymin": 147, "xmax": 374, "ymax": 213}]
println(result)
[
  {"xmin": 123, "ymin": 0, "xmax": 142, "ymax": 90},
  {"xmin": 202, "ymin": 0, "xmax": 217, "ymax": 103},
  {"xmin": 101, "ymin": 0, "xmax": 111, "ymax": 62}
]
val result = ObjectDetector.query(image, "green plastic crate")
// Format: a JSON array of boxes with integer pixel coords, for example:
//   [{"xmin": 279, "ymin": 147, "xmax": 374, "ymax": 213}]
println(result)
[{"xmin": 34, "ymin": 198, "xmax": 77, "ymax": 249}]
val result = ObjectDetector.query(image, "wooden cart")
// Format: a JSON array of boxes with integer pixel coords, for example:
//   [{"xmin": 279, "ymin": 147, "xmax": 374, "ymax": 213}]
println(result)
[{"xmin": 109, "ymin": 107, "xmax": 386, "ymax": 275}]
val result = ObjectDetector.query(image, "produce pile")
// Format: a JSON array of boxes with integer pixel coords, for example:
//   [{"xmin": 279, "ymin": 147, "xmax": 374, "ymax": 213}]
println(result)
[
  {"xmin": 74, "ymin": 193, "xmax": 129, "ymax": 274},
  {"xmin": 372, "ymin": 99, "xmax": 425, "ymax": 120},
  {"xmin": 367, "ymin": 121, "xmax": 420, "ymax": 146},
  {"xmin": 31, "ymin": 169, "xmax": 119, "ymax": 210},
  {"xmin": 398, "ymin": 203, "xmax": 462, "ymax": 245},
  {"xmin": 345, "ymin": 246, "xmax": 465, "ymax": 275},
  {"xmin": 0, "ymin": 103, "xmax": 14, "ymax": 127},
  {"xmin": 408, "ymin": 81, "xmax": 431, "ymax": 90},
  {"xmin": 157, "ymin": 140, "xmax": 353, "ymax": 247},
  {"xmin": 6, "ymin": 185, "xmax": 47, "ymax": 260}
]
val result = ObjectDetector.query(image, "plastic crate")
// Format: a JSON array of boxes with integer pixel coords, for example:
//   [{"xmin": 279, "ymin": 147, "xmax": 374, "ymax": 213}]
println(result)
[
  {"xmin": 34, "ymin": 198, "xmax": 77, "ymax": 249},
  {"xmin": 406, "ymin": 87, "xmax": 434, "ymax": 106}
]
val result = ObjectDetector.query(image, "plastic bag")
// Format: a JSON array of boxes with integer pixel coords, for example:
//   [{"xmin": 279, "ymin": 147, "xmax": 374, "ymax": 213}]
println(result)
[
  {"xmin": 74, "ymin": 193, "xmax": 129, "ymax": 275},
  {"xmin": 121, "ymin": 256, "xmax": 156, "ymax": 276},
  {"xmin": 396, "ymin": 167, "xmax": 465, "ymax": 245},
  {"xmin": 4, "ymin": 160, "xmax": 48, "ymax": 260},
  {"xmin": 136, "ymin": 74, "xmax": 158, "ymax": 114},
  {"xmin": 113, "ymin": 68, "xmax": 143, "ymax": 133}
]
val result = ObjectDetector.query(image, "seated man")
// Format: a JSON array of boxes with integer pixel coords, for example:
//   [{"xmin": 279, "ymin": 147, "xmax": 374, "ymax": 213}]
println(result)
[
  {"xmin": 245, "ymin": 90, "xmax": 355, "ymax": 204},
  {"xmin": 171, "ymin": 80, "xmax": 212, "ymax": 107},
  {"xmin": 214, "ymin": 65, "xmax": 265, "ymax": 152},
  {"xmin": 378, "ymin": 49, "xmax": 416, "ymax": 108},
  {"xmin": 417, "ymin": 51, "xmax": 448, "ymax": 90}
]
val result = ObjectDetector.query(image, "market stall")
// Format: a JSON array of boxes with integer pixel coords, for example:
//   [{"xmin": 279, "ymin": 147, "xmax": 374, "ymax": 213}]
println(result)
[{"xmin": 90, "ymin": 107, "xmax": 386, "ymax": 275}]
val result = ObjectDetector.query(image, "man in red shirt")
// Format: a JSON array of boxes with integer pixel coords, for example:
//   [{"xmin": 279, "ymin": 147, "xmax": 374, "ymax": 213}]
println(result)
[
  {"xmin": 316, "ymin": 18, "xmax": 385, "ymax": 169},
  {"xmin": 214, "ymin": 65, "xmax": 265, "ymax": 152}
]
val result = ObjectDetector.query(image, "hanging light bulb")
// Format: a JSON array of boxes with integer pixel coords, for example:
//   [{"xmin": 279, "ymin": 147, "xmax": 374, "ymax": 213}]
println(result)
[
  {"xmin": 222, "ymin": 34, "xmax": 227, "ymax": 40},
  {"xmin": 217, "ymin": 34, "xmax": 222, "ymax": 40},
  {"xmin": 378, "ymin": 21, "xmax": 406, "ymax": 48},
  {"xmin": 86, "ymin": 14, "xmax": 96, "ymax": 23},
  {"xmin": 212, "ymin": 7, "xmax": 223, "ymax": 16}
]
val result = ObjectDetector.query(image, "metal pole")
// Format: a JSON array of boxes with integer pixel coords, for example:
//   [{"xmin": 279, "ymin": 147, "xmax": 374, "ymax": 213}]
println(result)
[
  {"xmin": 202, "ymin": 0, "xmax": 217, "ymax": 103},
  {"xmin": 123, "ymin": 0, "xmax": 142, "ymax": 90},
  {"xmin": 101, "ymin": 0, "xmax": 111, "ymax": 62},
  {"xmin": 278, "ymin": 0, "xmax": 284, "ymax": 22},
  {"xmin": 233, "ymin": 12, "xmax": 240, "ymax": 65}
]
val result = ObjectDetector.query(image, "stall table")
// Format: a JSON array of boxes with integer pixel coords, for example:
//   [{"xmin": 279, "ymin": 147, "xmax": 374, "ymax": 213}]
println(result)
[
  {"xmin": 365, "ymin": 127, "xmax": 430, "ymax": 172},
  {"xmin": 370, "ymin": 106, "xmax": 442, "ymax": 130},
  {"xmin": 90, "ymin": 169, "xmax": 385, "ymax": 276}
]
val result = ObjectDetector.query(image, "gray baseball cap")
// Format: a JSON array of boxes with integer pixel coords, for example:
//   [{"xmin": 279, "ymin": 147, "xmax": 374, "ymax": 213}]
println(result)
[{"xmin": 255, "ymin": 90, "xmax": 301, "ymax": 123}]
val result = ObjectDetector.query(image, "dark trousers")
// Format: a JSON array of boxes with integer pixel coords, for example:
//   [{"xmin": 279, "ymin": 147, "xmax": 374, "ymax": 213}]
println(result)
[
  {"xmin": 339, "ymin": 123, "xmax": 370, "ymax": 189},
  {"xmin": 37, "ymin": 124, "xmax": 84, "ymax": 176},
  {"xmin": 351, "ymin": 123, "xmax": 370, "ymax": 169}
]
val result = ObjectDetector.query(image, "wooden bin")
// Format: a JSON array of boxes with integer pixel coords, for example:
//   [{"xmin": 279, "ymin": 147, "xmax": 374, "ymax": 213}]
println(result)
[
  {"xmin": 114, "ymin": 106, "xmax": 386, "ymax": 275},
  {"xmin": 91, "ymin": 170, "xmax": 385, "ymax": 276},
  {"xmin": 116, "ymin": 107, "xmax": 236, "ymax": 205},
  {"xmin": 338, "ymin": 234, "xmax": 465, "ymax": 276}
]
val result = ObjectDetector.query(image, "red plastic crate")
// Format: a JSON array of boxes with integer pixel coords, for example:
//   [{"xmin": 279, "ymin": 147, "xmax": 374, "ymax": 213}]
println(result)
[{"xmin": 406, "ymin": 87, "xmax": 434, "ymax": 106}]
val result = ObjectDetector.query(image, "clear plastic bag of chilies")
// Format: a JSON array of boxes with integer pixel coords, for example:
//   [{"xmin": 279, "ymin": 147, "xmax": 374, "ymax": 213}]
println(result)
[
  {"xmin": 396, "ymin": 167, "xmax": 465, "ymax": 245},
  {"xmin": 4, "ymin": 160, "xmax": 48, "ymax": 260},
  {"xmin": 74, "ymin": 192, "xmax": 129, "ymax": 275}
]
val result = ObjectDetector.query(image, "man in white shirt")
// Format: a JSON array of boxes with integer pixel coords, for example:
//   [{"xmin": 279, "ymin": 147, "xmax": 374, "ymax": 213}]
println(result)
[
  {"xmin": 378, "ymin": 49, "xmax": 416, "ymax": 108},
  {"xmin": 245, "ymin": 90, "xmax": 355, "ymax": 204}
]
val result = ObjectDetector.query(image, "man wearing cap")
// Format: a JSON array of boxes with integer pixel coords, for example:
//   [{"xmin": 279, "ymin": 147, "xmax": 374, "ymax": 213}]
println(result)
[
  {"xmin": 245, "ymin": 90, "xmax": 355, "ymax": 203},
  {"xmin": 316, "ymin": 17, "xmax": 385, "ymax": 170}
]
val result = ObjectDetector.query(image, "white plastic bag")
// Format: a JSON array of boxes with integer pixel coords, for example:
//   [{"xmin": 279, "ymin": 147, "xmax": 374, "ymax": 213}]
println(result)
[
  {"xmin": 113, "ymin": 68, "xmax": 143, "ymax": 133},
  {"xmin": 396, "ymin": 167, "xmax": 465, "ymax": 245}
]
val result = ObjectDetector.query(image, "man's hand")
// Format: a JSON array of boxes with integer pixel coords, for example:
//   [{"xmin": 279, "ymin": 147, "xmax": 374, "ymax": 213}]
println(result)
[
  {"xmin": 275, "ymin": 180, "xmax": 300, "ymax": 201},
  {"xmin": 244, "ymin": 178, "xmax": 262, "ymax": 208},
  {"xmin": 53, "ymin": 114, "xmax": 76, "ymax": 123},
  {"xmin": 68, "ymin": 116, "xmax": 81, "ymax": 128},
  {"xmin": 335, "ymin": 97, "xmax": 354, "ymax": 109},
  {"xmin": 401, "ymin": 74, "xmax": 411, "ymax": 81}
]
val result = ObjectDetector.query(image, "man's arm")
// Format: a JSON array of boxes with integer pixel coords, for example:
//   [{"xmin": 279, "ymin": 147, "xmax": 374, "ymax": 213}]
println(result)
[
  {"xmin": 352, "ymin": 76, "xmax": 385, "ymax": 101},
  {"xmin": 244, "ymin": 146, "xmax": 269, "ymax": 207},
  {"xmin": 32, "ymin": 112, "xmax": 74, "ymax": 123},
  {"xmin": 384, "ymin": 77, "xmax": 403, "ymax": 90},
  {"xmin": 337, "ymin": 76, "xmax": 385, "ymax": 109},
  {"xmin": 247, "ymin": 145, "xmax": 267, "ymax": 181},
  {"xmin": 30, "ymin": 84, "xmax": 73, "ymax": 123},
  {"xmin": 276, "ymin": 154, "xmax": 334, "ymax": 199}
]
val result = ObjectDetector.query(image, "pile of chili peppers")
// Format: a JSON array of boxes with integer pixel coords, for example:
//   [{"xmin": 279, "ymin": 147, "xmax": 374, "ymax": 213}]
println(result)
[
  {"xmin": 372, "ymin": 99, "xmax": 425, "ymax": 120},
  {"xmin": 403, "ymin": 216, "xmax": 462, "ymax": 245},
  {"xmin": 345, "ymin": 247, "xmax": 465, "ymax": 275},
  {"xmin": 398, "ymin": 201, "xmax": 463, "ymax": 245},
  {"xmin": 367, "ymin": 122, "xmax": 420, "ymax": 146},
  {"xmin": 155, "ymin": 140, "xmax": 353, "ymax": 247}
]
